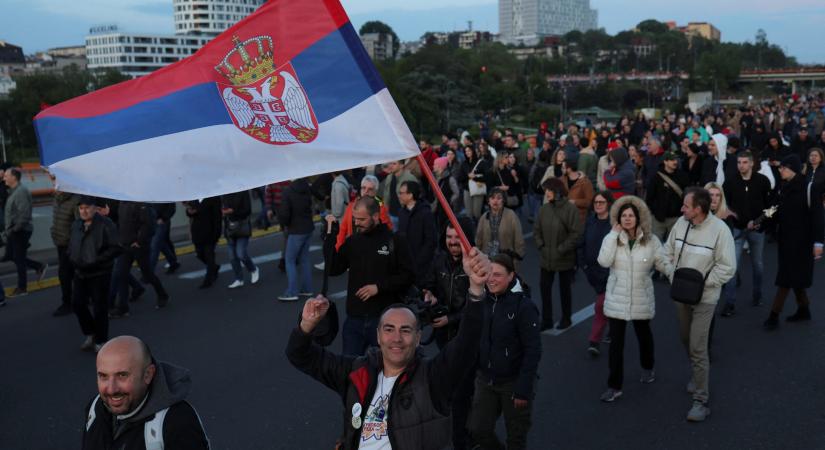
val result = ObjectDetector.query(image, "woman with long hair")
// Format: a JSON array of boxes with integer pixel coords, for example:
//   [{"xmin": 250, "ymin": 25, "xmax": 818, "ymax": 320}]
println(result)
[{"xmin": 460, "ymin": 145, "xmax": 489, "ymax": 220}]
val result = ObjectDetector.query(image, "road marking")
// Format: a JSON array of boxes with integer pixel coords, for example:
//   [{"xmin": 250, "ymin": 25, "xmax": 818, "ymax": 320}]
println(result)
[
  {"xmin": 178, "ymin": 245, "xmax": 322, "ymax": 279},
  {"xmin": 543, "ymin": 302, "xmax": 595, "ymax": 336},
  {"xmin": 524, "ymin": 232, "xmax": 533, "ymax": 239}
]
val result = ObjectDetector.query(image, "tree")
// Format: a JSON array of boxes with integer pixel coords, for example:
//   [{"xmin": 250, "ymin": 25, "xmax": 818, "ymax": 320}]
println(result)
[
  {"xmin": 695, "ymin": 44, "xmax": 743, "ymax": 91},
  {"xmin": 636, "ymin": 19, "xmax": 669, "ymax": 35},
  {"xmin": 359, "ymin": 21, "xmax": 400, "ymax": 58}
]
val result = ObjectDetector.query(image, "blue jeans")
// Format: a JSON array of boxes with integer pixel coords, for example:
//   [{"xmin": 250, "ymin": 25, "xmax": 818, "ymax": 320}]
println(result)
[
  {"xmin": 527, "ymin": 192, "xmax": 542, "ymax": 220},
  {"xmin": 150, "ymin": 221, "xmax": 177, "ymax": 270},
  {"xmin": 284, "ymin": 232, "xmax": 312, "ymax": 296},
  {"xmin": 227, "ymin": 237, "xmax": 256, "ymax": 281},
  {"xmin": 342, "ymin": 316, "xmax": 379, "ymax": 356},
  {"xmin": 724, "ymin": 228, "xmax": 765, "ymax": 305}
]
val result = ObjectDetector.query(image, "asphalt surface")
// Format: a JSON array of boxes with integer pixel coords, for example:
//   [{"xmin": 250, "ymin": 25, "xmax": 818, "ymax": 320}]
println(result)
[{"xmin": 1, "ymin": 222, "xmax": 824, "ymax": 449}]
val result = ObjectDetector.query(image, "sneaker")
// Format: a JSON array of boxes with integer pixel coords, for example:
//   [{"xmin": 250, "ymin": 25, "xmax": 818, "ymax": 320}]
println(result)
[
  {"xmin": 540, "ymin": 321, "xmax": 554, "ymax": 332},
  {"xmin": 751, "ymin": 298, "xmax": 763, "ymax": 307},
  {"xmin": 686, "ymin": 380, "xmax": 696, "ymax": 394},
  {"xmin": 786, "ymin": 307, "xmax": 811, "ymax": 322},
  {"xmin": 587, "ymin": 342, "xmax": 600, "ymax": 357},
  {"xmin": 602, "ymin": 336, "xmax": 612, "ymax": 344},
  {"xmin": 108, "ymin": 309, "xmax": 130, "ymax": 319},
  {"xmin": 198, "ymin": 278, "xmax": 214, "ymax": 289},
  {"xmin": 686, "ymin": 401, "xmax": 710, "ymax": 422},
  {"xmin": 165, "ymin": 261, "xmax": 181, "ymax": 274},
  {"xmin": 228, "ymin": 279, "xmax": 244, "ymax": 289},
  {"xmin": 640, "ymin": 369, "xmax": 656, "ymax": 384},
  {"xmin": 94, "ymin": 344, "xmax": 103, "ymax": 353},
  {"xmin": 8, "ymin": 288, "xmax": 27, "ymax": 298},
  {"xmin": 720, "ymin": 304, "xmax": 735, "ymax": 317},
  {"xmin": 299, "ymin": 292, "xmax": 313, "ymax": 297},
  {"xmin": 37, "ymin": 264, "xmax": 49, "ymax": 282},
  {"xmin": 80, "ymin": 336, "xmax": 94, "ymax": 351},
  {"xmin": 763, "ymin": 315, "xmax": 779, "ymax": 331},
  {"xmin": 164, "ymin": 262, "xmax": 171, "ymax": 269},
  {"xmin": 53, "ymin": 303, "xmax": 73, "ymax": 317},
  {"xmin": 129, "ymin": 286, "xmax": 146, "ymax": 302},
  {"xmin": 0, "ymin": 299, "xmax": 6, "ymax": 307},
  {"xmin": 250, "ymin": 268, "xmax": 260, "ymax": 285},
  {"xmin": 156, "ymin": 296, "xmax": 170, "ymax": 309},
  {"xmin": 556, "ymin": 318, "xmax": 572, "ymax": 330},
  {"xmin": 314, "ymin": 262, "xmax": 325, "ymax": 271},
  {"xmin": 600, "ymin": 388, "xmax": 622, "ymax": 403},
  {"xmin": 277, "ymin": 294, "xmax": 299, "ymax": 302}
]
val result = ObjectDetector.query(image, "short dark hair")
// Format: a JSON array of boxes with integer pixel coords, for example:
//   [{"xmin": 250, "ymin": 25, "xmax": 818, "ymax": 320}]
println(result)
[
  {"xmin": 491, "ymin": 253, "xmax": 515, "ymax": 273},
  {"xmin": 354, "ymin": 196, "xmax": 380, "ymax": 216},
  {"xmin": 400, "ymin": 180, "xmax": 421, "ymax": 201},
  {"xmin": 592, "ymin": 190, "xmax": 614, "ymax": 211},
  {"xmin": 736, "ymin": 150, "xmax": 754, "ymax": 161},
  {"xmin": 565, "ymin": 157, "xmax": 578, "ymax": 171},
  {"xmin": 488, "ymin": 187, "xmax": 505, "ymax": 201},
  {"xmin": 8, "ymin": 168, "xmax": 21, "ymax": 181},
  {"xmin": 685, "ymin": 187, "xmax": 711, "ymax": 214},
  {"xmin": 542, "ymin": 177, "xmax": 567, "ymax": 196},
  {"xmin": 378, "ymin": 303, "xmax": 420, "ymax": 330}
]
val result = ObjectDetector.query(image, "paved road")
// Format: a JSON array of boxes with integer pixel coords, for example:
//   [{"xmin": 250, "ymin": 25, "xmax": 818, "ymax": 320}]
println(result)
[{"xmin": 1, "ymin": 224, "xmax": 824, "ymax": 449}]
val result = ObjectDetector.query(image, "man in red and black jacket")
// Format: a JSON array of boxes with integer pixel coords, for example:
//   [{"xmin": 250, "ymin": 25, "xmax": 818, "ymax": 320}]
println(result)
[{"xmin": 286, "ymin": 247, "xmax": 490, "ymax": 450}]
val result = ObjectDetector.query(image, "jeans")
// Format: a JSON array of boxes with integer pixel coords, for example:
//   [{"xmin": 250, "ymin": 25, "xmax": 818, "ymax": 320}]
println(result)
[
  {"xmin": 284, "ymin": 232, "xmax": 312, "ymax": 296},
  {"xmin": 468, "ymin": 377, "xmax": 533, "ymax": 450},
  {"xmin": 342, "ymin": 315, "xmax": 379, "ymax": 356},
  {"xmin": 607, "ymin": 318, "xmax": 655, "ymax": 390},
  {"xmin": 675, "ymin": 302, "xmax": 715, "ymax": 404},
  {"xmin": 56, "ymin": 245, "xmax": 74, "ymax": 306},
  {"xmin": 526, "ymin": 192, "xmax": 542, "ymax": 221},
  {"xmin": 115, "ymin": 246, "xmax": 168, "ymax": 309},
  {"xmin": 108, "ymin": 260, "xmax": 142, "ymax": 310},
  {"xmin": 539, "ymin": 269, "xmax": 573, "ymax": 324},
  {"xmin": 72, "ymin": 274, "xmax": 111, "ymax": 344},
  {"xmin": 724, "ymin": 229, "xmax": 765, "ymax": 306},
  {"xmin": 149, "ymin": 221, "xmax": 178, "ymax": 271},
  {"xmin": 8, "ymin": 229, "xmax": 43, "ymax": 290},
  {"xmin": 227, "ymin": 236, "xmax": 256, "ymax": 281},
  {"xmin": 588, "ymin": 292, "xmax": 607, "ymax": 343}
]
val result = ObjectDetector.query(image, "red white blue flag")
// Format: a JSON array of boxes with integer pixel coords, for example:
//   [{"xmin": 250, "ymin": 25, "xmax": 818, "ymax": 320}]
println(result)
[{"xmin": 34, "ymin": 0, "xmax": 417, "ymax": 200}]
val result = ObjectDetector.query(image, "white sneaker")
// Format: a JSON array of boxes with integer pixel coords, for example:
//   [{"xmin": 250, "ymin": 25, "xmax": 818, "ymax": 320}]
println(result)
[
  {"xmin": 251, "ymin": 268, "xmax": 260, "ymax": 284},
  {"xmin": 228, "ymin": 280, "xmax": 244, "ymax": 289},
  {"xmin": 314, "ymin": 262, "xmax": 325, "ymax": 271},
  {"xmin": 94, "ymin": 344, "xmax": 103, "ymax": 353}
]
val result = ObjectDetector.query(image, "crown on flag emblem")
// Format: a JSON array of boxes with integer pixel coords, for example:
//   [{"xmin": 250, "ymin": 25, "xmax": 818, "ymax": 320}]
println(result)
[{"xmin": 215, "ymin": 35, "xmax": 319, "ymax": 145}]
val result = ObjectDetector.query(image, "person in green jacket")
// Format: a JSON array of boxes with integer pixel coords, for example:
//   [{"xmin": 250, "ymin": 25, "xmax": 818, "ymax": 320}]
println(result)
[{"xmin": 534, "ymin": 177, "xmax": 582, "ymax": 330}]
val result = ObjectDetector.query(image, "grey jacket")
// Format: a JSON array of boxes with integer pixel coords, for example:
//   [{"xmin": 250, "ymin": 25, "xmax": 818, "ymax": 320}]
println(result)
[{"xmin": 5, "ymin": 183, "xmax": 33, "ymax": 234}]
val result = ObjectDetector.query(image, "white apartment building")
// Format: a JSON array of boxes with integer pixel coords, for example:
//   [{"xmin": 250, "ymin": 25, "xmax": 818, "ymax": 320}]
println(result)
[{"xmin": 499, "ymin": 0, "xmax": 598, "ymax": 45}]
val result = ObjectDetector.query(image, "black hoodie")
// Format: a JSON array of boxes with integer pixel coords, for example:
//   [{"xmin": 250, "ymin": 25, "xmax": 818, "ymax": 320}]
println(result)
[{"xmin": 82, "ymin": 361, "xmax": 210, "ymax": 450}]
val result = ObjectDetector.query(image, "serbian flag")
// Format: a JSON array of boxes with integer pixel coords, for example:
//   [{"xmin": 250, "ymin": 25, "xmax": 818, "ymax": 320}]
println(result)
[{"xmin": 34, "ymin": 0, "xmax": 417, "ymax": 201}]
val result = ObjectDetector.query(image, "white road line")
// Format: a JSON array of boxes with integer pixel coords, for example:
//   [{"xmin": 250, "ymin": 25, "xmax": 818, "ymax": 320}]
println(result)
[
  {"xmin": 178, "ymin": 245, "xmax": 322, "ymax": 279},
  {"xmin": 543, "ymin": 302, "xmax": 595, "ymax": 336},
  {"xmin": 524, "ymin": 232, "xmax": 533, "ymax": 240}
]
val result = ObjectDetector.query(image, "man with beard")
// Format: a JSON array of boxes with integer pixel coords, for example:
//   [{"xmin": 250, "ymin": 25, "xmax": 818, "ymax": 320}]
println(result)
[
  {"xmin": 325, "ymin": 196, "xmax": 415, "ymax": 356},
  {"xmin": 82, "ymin": 336, "xmax": 209, "ymax": 449}
]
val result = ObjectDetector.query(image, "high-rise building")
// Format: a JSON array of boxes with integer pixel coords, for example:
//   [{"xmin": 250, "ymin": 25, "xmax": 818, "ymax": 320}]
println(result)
[
  {"xmin": 86, "ymin": 0, "xmax": 265, "ymax": 78},
  {"xmin": 499, "ymin": 0, "xmax": 598, "ymax": 45}
]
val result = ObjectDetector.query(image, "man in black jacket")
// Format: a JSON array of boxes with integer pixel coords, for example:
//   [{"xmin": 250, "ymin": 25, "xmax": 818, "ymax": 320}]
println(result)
[
  {"xmin": 184, "ymin": 197, "xmax": 222, "ymax": 289},
  {"xmin": 397, "ymin": 180, "xmax": 437, "ymax": 285},
  {"xmin": 325, "ymin": 196, "xmax": 415, "ymax": 356},
  {"xmin": 69, "ymin": 196, "xmax": 121, "ymax": 351},
  {"xmin": 646, "ymin": 151, "xmax": 689, "ymax": 242},
  {"xmin": 277, "ymin": 177, "xmax": 315, "ymax": 301},
  {"xmin": 83, "ymin": 336, "xmax": 210, "ymax": 449},
  {"xmin": 287, "ymin": 247, "xmax": 490, "ymax": 450},
  {"xmin": 468, "ymin": 254, "xmax": 541, "ymax": 450},
  {"xmin": 111, "ymin": 201, "xmax": 169, "ymax": 316},
  {"xmin": 721, "ymin": 150, "xmax": 773, "ymax": 316}
]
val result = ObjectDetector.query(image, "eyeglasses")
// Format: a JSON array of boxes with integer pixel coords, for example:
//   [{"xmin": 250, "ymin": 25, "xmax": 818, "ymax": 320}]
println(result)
[{"xmin": 593, "ymin": 200, "xmax": 608, "ymax": 205}]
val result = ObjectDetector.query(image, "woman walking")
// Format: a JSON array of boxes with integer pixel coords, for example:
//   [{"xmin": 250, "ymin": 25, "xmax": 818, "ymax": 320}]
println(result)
[
  {"xmin": 578, "ymin": 191, "xmax": 614, "ymax": 356},
  {"xmin": 597, "ymin": 195, "xmax": 667, "ymax": 402},
  {"xmin": 221, "ymin": 190, "xmax": 260, "ymax": 289}
]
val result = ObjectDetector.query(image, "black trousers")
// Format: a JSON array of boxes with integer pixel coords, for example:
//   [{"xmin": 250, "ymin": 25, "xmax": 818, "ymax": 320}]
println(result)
[
  {"xmin": 115, "ymin": 246, "xmax": 168, "ymax": 308},
  {"xmin": 56, "ymin": 245, "xmax": 74, "ymax": 306},
  {"xmin": 607, "ymin": 318, "xmax": 655, "ymax": 390},
  {"xmin": 539, "ymin": 268, "xmax": 573, "ymax": 324},
  {"xmin": 195, "ymin": 242, "xmax": 218, "ymax": 278},
  {"xmin": 72, "ymin": 273, "xmax": 111, "ymax": 344},
  {"xmin": 8, "ymin": 230, "xmax": 43, "ymax": 290}
]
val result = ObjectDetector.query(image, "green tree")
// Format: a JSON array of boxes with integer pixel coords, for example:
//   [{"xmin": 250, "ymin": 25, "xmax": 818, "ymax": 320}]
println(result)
[
  {"xmin": 636, "ymin": 19, "xmax": 669, "ymax": 35},
  {"xmin": 695, "ymin": 44, "xmax": 743, "ymax": 91}
]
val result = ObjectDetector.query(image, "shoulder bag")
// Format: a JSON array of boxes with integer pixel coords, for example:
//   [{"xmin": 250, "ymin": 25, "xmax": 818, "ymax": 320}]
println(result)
[{"xmin": 670, "ymin": 224, "xmax": 708, "ymax": 305}]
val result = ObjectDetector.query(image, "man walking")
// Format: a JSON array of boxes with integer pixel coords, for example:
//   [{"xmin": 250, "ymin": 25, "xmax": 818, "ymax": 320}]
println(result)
[
  {"xmin": 646, "ymin": 151, "xmax": 689, "ymax": 243},
  {"xmin": 397, "ymin": 180, "xmax": 437, "ymax": 284},
  {"xmin": 4, "ymin": 168, "xmax": 46, "ymax": 297},
  {"xmin": 50, "ymin": 187, "xmax": 80, "ymax": 316},
  {"xmin": 661, "ymin": 187, "xmax": 735, "ymax": 422}
]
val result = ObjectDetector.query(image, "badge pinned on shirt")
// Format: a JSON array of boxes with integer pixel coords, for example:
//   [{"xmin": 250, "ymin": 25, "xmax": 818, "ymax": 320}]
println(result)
[
  {"xmin": 352, "ymin": 403, "xmax": 362, "ymax": 417},
  {"xmin": 352, "ymin": 416, "xmax": 362, "ymax": 429}
]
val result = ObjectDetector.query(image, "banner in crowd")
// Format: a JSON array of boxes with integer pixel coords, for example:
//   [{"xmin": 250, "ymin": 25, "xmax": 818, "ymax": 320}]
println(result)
[{"xmin": 34, "ymin": 0, "xmax": 418, "ymax": 201}]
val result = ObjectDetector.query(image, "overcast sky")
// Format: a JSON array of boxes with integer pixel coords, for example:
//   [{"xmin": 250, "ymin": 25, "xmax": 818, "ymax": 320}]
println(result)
[{"xmin": 1, "ymin": 0, "xmax": 823, "ymax": 64}]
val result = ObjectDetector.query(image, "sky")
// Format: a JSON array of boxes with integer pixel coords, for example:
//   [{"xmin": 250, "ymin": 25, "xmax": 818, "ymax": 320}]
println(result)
[{"xmin": 1, "ymin": 0, "xmax": 823, "ymax": 64}]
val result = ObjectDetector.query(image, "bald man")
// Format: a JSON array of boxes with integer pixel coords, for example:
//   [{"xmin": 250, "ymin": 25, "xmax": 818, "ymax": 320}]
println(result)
[{"xmin": 83, "ymin": 336, "xmax": 210, "ymax": 449}]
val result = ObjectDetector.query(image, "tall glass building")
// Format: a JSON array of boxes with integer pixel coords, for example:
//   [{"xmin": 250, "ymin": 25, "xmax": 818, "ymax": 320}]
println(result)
[{"xmin": 499, "ymin": 0, "xmax": 598, "ymax": 45}]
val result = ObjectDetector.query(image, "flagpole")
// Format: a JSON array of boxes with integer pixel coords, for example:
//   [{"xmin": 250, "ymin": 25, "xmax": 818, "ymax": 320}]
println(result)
[{"xmin": 415, "ymin": 154, "xmax": 472, "ymax": 253}]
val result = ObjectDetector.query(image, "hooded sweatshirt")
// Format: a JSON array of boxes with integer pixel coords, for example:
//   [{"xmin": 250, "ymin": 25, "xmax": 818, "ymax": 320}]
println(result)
[{"xmin": 82, "ymin": 361, "xmax": 210, "ymax": 450}]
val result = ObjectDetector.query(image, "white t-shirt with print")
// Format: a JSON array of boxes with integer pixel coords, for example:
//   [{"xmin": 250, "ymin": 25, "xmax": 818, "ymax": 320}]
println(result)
[{"xmin": 358, "ymin": 371, "xmax": 398, "ymax": 450}]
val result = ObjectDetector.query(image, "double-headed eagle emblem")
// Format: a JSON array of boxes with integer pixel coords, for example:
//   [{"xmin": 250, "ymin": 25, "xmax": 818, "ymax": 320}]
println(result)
[{"xmin": 215, "ymin": 35, "xmax": 318, "ymax": 144}]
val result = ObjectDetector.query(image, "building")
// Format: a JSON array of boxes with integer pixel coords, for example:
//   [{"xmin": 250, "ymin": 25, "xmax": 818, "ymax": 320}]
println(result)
[
  {"xmin": 457, "ymin": 31, "xmax": 493, "ymax": 50},
  {"xmin": 359, "ymin": 32, "xmax": 395, "ymax": 60},
  {"xmin": 0, "ymin": 74, "xmax": 15, "ymax": 97},
  {"xmin": 630, "ymin": 37, "xmax": 656, "ymax": 57},
  {"xmin": 666, "ymin": 21, "xmax": 721, "ymax": 43},
  {"xmin": 499, "ymin": 0, "xmax": 598, "ymax": 45},
  {"xmin": 86, "ymin": 0, "xmax": 265, "ymax": 77},
  {"xmin": 0, "ymin": 40, "xmax": 26, "ymax": 75},
  {"xmin": 47, "ymin": 46, "xmax": 86, "ymax": 58}
]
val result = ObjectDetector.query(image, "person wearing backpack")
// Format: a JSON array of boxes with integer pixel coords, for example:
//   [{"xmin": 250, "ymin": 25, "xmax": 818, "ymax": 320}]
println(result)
[{"xmin": 83, "ymin": 336, "xmax": 209, "ymax": 449}]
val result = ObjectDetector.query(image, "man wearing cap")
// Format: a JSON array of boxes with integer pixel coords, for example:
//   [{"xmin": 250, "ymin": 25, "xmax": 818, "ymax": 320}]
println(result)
[
  {"xmin": 646, "ymin": 151, "xmax": 689, "ymax": 243},
  {"xmin": 69, "ymin": 196, "xmax": 122, "ymax": 352},
  {"xmin": 763, "ymin": 154, "xmax": 825, "ymax": 330}
]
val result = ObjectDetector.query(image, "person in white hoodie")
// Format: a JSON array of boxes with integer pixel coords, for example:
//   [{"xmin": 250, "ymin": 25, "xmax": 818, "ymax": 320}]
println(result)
[
  {"xmin": 596, "ymin": 195, "xmax": 668, "ymax": 403},
  {"xmin": 699, "ymin": 133, "xmax": 728, "ymax": 186}
]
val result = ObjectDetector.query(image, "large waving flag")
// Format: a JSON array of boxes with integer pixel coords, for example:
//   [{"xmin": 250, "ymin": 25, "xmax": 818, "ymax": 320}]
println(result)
[{"xmin": 34, "ymin": 0, "xmax": 418, "ymax": 201}]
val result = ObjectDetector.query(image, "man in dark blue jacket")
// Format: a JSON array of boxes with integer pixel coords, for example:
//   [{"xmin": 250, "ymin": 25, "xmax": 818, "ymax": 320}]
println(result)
[
  {"xmin": 397, "ymin": 180, "xmax": 437, "ymax": 285},
  {"xmin": 278, "ymin": 177, "xmax": 315, "ymax": 301},
  {"xmin": 469, "ymin": 254, "xmax": 541, "ymax": 450}
]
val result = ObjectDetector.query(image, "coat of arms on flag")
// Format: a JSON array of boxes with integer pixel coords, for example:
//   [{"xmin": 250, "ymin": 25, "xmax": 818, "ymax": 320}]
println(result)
[{"xmin": 215, "ymin": 35, "xmax": 319, "ymax": 144}]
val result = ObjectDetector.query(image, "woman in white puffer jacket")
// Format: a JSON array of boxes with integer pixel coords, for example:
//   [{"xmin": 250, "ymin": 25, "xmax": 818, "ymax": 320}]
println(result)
[{"xmin": 596, "ymin": 195, "xmax": 668, "ymax": 403}]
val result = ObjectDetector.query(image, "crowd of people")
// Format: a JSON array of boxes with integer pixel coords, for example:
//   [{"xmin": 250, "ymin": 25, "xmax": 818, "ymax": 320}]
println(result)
[{"xmin": 4, "ymin": 92, "xmax": 825, "ymax": 449}]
